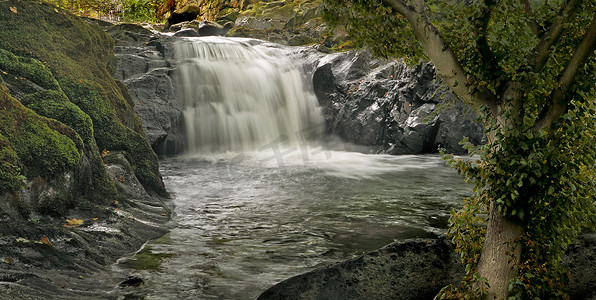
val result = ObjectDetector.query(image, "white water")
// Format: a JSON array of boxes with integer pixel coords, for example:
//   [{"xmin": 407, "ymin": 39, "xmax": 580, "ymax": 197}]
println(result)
[
  {"xmin": 110, "ymin": 38, "xmax": 470, "ymax": 299},
  {"xmin": 175, "ymin": 37, "xmax": 324, "ymax": 153}
]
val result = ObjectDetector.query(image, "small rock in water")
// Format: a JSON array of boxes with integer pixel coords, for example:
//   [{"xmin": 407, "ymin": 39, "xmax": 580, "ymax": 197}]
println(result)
[
  {"xmin": 173, "ymin": 28, "xmax": 200, "ymax": 37},
  {"xmin": 120, "ymin": 275, "xmax": 145, "ymax": 287}
]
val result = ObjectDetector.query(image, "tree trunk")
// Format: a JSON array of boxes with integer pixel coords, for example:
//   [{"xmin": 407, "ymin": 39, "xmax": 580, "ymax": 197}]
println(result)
[{"xmin": 476, "ymin": 201, "xmax": 524, "ymax": 299}]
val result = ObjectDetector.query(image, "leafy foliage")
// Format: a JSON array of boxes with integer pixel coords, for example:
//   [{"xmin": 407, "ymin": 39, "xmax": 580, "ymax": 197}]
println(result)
[
  {"xmin": 44, "ymin": 0, "xmax": 168, "ymax": 23},
  {"xmin": 323, "ymin": 0, "xmax": 596, "ymax": 298},
  {"xmin": 323, "ymin": 0, "xmax": 424, "ymax": 62}
]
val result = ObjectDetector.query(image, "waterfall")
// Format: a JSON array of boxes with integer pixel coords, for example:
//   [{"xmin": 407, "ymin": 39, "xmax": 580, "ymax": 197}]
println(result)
[{"xmin": 175, "ymin": 36, "xmax": 323, "ymax": 153}]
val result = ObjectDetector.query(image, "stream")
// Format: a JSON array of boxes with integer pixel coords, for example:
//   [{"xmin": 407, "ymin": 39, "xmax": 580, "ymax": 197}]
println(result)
[
  {"xmin": 113, "ymin": 151, "xmax": 470, "ymax": 299},
  {"xmin": 112, "ymin": 36, "xmax": 470, "ymax": 299}
]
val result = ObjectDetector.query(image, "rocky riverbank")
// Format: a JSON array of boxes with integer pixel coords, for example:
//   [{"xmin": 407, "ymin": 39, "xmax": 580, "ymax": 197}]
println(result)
[{"xmin": 0, "ymin": 1, "xmax": 171, "ymax": 297}]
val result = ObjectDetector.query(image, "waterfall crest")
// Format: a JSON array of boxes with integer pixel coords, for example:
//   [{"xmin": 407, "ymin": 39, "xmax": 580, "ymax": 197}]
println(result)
[{"xmin": 175, "ymin": 37, "xmax": 323, "ymax": 153}]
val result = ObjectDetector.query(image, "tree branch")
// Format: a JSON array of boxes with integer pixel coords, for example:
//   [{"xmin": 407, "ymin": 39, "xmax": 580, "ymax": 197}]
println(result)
[
  {"xmin": 473, "ymin": 0, "xmax": 504, "ymax": 86},
  {"xmin": 534, "ymin": 12, "xmax": 596, "ymax": 131},
  {"xmin": 383, "ymin": 0, "xmax": 499, "ymax": 117},
  {"xmin": 530, "ymin": 0, "xmax": 580, "ymax": 72},
  {"xmin": 521, "ymin": 0, "xmax": 539, "ymax": 36}
]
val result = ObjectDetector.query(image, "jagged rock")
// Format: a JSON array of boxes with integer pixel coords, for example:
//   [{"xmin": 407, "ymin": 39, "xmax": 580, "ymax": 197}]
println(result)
[{"xmin": 313, "ymin": 50, "xmax": 485, "ymax": 154}]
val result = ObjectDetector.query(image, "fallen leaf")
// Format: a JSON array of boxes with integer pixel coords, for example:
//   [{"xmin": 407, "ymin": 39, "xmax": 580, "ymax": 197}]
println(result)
[
  {"xmin": 9, "ymin": 7, "xmax": 17, "ymax": 13},
  {"xmin": 64, "ymin": 218, "xmax": 84, "ymax": 227},
  {"xmin": 91, "ymin": 218, "xmax": 99, "ymax": 221},
  {"xmin": 161, "ymin": 213, "xmax": 167, "ymax": 216},
  {"xmin": 40, "ymin": 236, "xmax": 52, "ymax": 246},
  {"xmin": 15, "ymin": 237, "xmax": 29, "ymax": 243},
  {"xmin": 60, "ymin": 284, "xmax": 66, "ymax": 288},
  {"xmin": 78, "ymin": 275, "xmax": 85, "ymax": 279}
]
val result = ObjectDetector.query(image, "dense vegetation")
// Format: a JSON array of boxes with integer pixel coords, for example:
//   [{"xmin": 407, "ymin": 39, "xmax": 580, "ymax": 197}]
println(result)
[
  {"xmin": 45, "ymin": 0, "xmax": 171, "ymax": 22},
  {"xmin": 323, "ymin": 0, "xmax": 595, "ymax": 299}
]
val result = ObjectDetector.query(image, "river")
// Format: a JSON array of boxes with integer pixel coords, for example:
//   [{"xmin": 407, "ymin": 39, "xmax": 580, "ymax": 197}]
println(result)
[
  {"xmin": 113, "ymin": 151, "xmax": 469, "ymax": 299},
  {"xmin": 112, "ymin": 36, "xmax": 470, "ymax": 299}
]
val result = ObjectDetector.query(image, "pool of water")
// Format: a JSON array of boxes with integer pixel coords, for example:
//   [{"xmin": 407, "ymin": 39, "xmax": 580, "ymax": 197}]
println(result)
[{"xmin": 113, "ymin": 151, "xmax": 470, "ymax": 299}]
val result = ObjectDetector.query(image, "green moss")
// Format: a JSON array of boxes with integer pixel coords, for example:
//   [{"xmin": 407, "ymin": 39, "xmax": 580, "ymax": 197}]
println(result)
[
  {"xmin": 0, "ymin": 49, "xmax": 60, "ymax": 91},
  {"xmin": 0, "ymin": 0, "xmax": 165, "ymax": 195},
  {"xmin": 0, "ymin": 86, "xmax": 82, "ymax": 180},
  {"xmin": 21, "ymin": 90, "xmax": 93, "ymax": 146},
  {"xmin": 125, "ymin": 245, "xmax": 172, "ymax": 271},
  {"xmin": 0, "ymin": 133, "xmax": 24, "ymax": 192}
]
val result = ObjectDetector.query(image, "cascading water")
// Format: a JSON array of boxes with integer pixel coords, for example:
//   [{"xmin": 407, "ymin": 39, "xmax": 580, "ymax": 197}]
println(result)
[
  {"xmin": 112, "ymin": 36, "xmax": 471, "ymax": 300},
  {"xmin": 175, "ymin": 37, "xmax": 324, "ymax": 153}
]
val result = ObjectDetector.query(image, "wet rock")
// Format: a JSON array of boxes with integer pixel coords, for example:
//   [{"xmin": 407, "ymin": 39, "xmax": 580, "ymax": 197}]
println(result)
[
  {"xmin": 198, "ymin": 20, "xmax": 227, "ymax": 36},
  {"xmin": 259, "ymin": 234, "xmax": 596, "ymax": 300},
  {"xmin": 314, "ymin": 50, "xmax": 485, "ymax": 154},
  {"xmin": 120, "ymin": 275, "xmax": 145, "ymax": 287},
  {"xmin": 173, "ymin": 28, "xmax": 201, "ymax": 37},
  {"xmin": 258, "ymin": 239, "xmax": 464, "ymax": 300},
  {"xmin": 107, "ymin": 24, "xmax": 186, "ymax": 156}
]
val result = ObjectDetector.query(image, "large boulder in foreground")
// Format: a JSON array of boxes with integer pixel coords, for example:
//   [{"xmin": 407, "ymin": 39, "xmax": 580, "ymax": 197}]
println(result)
[
  {"xmin": 258, "ymin": 234, "xmax": 596, "ymax": 299},
  {"xmin": 258, "ymin": 239, "xmax": 463, "ymax": 300}
]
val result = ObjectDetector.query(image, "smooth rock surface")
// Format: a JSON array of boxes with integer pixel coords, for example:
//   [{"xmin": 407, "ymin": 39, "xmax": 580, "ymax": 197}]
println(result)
[
  {"xmin": 258, "ymin": 239, "xmax": 464, "ymax": 300},
  {"xmin": 259, "ymin": 234, "xmax": 596, "ymax": 299},
  {"xmin": 104, "ymin": 23, "xmax": 187, "ymax": 156}
]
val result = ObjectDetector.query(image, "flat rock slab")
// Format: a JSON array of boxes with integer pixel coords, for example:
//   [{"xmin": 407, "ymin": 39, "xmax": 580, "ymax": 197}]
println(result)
[
  {"xmin": 259, "ymin": 235, "xmax": 596, "ymax": 299},
  {"xmin": 258, "ymin": 239, "xmax": 463, "ymax": 300}
]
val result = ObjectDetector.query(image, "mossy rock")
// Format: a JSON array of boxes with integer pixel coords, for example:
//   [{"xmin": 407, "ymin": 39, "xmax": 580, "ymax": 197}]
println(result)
[
  {"xmin": 0, "ymin": 86, "xmax": 82, "ymax": 183},
  {"xmin": 0, "ymin": 133, "xmax": 24, "ymax": 192},
  {"xmin": 0, "ymin": 0, "xmax": 165, "ymax": 196},
  {"xmin": 21, "ymin": 90, "xmax": 93, "ymax": 146},
  {"xmin": 0, "ymin": 49, "xmax": 61, "ymax": 91}
]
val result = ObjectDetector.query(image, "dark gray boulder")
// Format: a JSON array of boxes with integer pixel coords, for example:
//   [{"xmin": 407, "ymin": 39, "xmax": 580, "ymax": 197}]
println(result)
[
  {"xmin": 258, "ymin": 233, "xmax": 596, "ymax": 300},
  {"xmin": 107, "ymin": 24, "xmax": 186, "ymax": 156},
  {"xmin": 258, "ymin": 239, "xmax": 464, "ymax": 300},
  {"xmin": 313, "ymin": 50, "xmax": 485, "ymax": 155}
]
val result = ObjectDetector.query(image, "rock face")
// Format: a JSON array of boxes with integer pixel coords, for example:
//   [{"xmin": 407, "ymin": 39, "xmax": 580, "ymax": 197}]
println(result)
[
  {"xmin": 0, "ymin": 1, "xmax": 170, "ymax": 298},
  {"xmin": 227, "ymin": 0, "xmax": 327, "ymax": 46},
  {"xmin": 259, "ymin": 234, "xmax": 596, "ymax": 300},
  {"xmin": 314, "ymin": 50, "xmax": 485, "ymax": 154},
  {"xmin": 164, "ymin": 0, "xmax": 332, "ymax": 47},
  {"xmin": 99, "ymin": 24, "xmax": 484, "ymax": 156},
  {"xmin": 104, "ymin": 23, "xmax": 186, "ymax": 156}
]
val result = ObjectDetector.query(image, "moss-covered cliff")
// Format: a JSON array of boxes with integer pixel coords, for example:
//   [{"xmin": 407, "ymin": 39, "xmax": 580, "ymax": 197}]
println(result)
[
  {"xmin": 0, "ymin": 2, "xmax": 171, "ymax": 296},
  {"xmin": 0, "ymin": 0, "xmax": 166, "ymax": 219}
]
